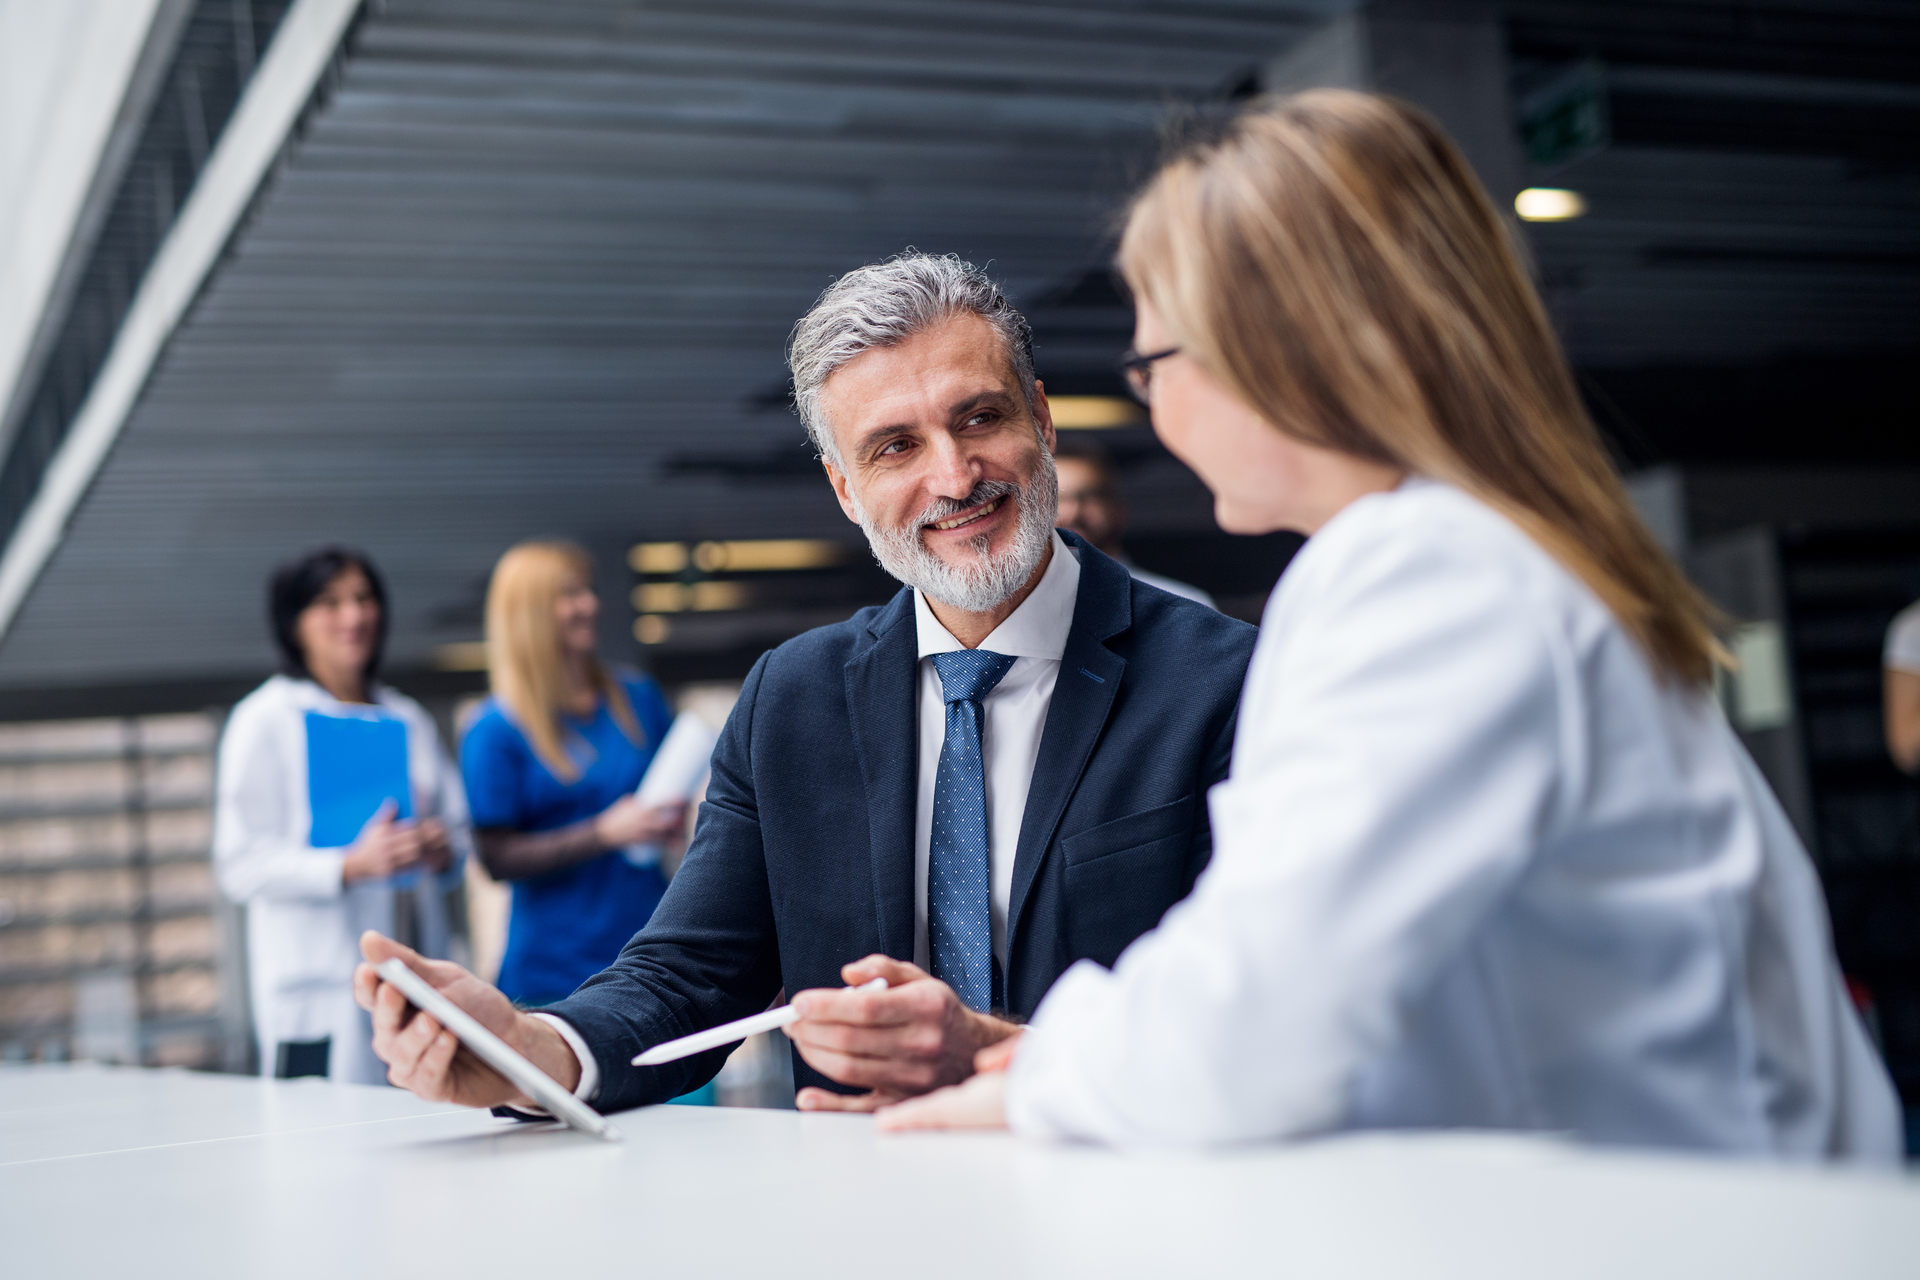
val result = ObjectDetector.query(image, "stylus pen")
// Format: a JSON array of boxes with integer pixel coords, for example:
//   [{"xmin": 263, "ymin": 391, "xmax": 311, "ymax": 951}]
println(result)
[{"xmin": 632, "ymin": 976, "xmax": 889, "ymax": 1066}]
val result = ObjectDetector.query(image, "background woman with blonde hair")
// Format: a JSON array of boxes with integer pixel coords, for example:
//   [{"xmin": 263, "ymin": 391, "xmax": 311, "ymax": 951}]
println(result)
[
  {"xmin": 461, "ymin": 541, "xmax": 683, "ymax": 1006},
  {"xmin": 880, "ymin": 90, "xmax": 1900, "ymax": 1159}
]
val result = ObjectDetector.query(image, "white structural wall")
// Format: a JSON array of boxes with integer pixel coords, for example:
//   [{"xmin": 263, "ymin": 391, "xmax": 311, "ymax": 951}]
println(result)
[
  {"xmin": 0, "ymin": 0, "xmax": 165, "ymax": 441},
  {"xmin": 0, "ymin": 0, "xmax": 364, "ymax": 644},
  {"xmin": 1266, "ymin": 4, "xmax": 1523, "ymax": 203}
]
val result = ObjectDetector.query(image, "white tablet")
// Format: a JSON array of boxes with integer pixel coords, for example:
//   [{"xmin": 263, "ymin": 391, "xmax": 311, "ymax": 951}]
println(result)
[{"xmin": 375, "ymin": 958, "xmax": 622, "ymax": 1143}]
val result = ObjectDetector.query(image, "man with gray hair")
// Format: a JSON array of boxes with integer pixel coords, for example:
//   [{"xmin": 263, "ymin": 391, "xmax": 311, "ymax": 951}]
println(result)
[{"xmin": 355, "ymin": 254, "xmax": 1257, "ymax": 1116}]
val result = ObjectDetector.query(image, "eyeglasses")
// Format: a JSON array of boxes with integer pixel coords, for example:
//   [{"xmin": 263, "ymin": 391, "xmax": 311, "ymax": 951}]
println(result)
[{"xmin": 1118, "ymin": 347, "xmax": 1180, "ymax": 404}]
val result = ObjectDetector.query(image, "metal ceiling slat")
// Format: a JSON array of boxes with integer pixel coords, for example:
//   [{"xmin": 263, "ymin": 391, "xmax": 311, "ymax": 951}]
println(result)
[
  {"xmin": 12, "ymin": 0, "xmax": 1914, "ymax": 691},
  {"xmin": 2, "ymin": 0, "xmax": 1303, "ymax": 688}
]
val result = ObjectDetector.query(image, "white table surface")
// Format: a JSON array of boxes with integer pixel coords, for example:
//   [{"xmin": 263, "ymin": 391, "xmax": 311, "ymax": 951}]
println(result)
[{"xmin": 4, "ymin": 1063, "xmax": 1916, "ymax": 1279}]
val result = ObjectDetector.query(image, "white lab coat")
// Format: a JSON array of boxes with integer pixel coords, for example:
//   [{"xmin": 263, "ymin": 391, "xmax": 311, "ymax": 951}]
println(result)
[
  {"xmin": 1009, "ymin": 480, "xmax": 1902, "ymax": 1160},
  {"xmin": 213, "ymin": 675, "xmax": 472, "ymax": 1084}
]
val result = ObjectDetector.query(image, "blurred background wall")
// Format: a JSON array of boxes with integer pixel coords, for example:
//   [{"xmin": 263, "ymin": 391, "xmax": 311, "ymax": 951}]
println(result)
[{"xmin": 0, "ymin": 0, "xmax": 1913, "ymax": 1106}]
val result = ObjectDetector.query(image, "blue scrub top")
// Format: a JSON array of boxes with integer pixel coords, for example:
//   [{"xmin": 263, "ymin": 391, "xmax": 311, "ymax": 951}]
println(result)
[{"xmin": 461, "ymin": 672, "xmax": 676, "ymax": 1004}]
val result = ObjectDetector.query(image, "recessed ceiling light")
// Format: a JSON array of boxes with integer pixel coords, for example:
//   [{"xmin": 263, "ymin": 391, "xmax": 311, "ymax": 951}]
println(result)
[
  {"xmin": 690, "ymin": 580, "xmax": 750, "ymax": 612},
  {"xmin": 1048, "ymin": 396, "xmax": 1145, "ymax": 430},
  {"xmin": 431, "ymin": 641, "xmax": 489, "ymax": 672},
  {"xmin": 633, "ymin": 582, "xmax": 689, "ymax": 613},
  {"xmin": 1514, "ymin": 188, "xmax": 1587, "ymax": 222},
  {"xmin": 630, "ymin": 539, "xmax": 845, "ymax": 575},
  {"xmin": 691, "ymin": 540, "xmax": 842, "ymax": 573},
  {"xmin": 629, "ymin": 542, "xmax": 689, "ymax": 574}
]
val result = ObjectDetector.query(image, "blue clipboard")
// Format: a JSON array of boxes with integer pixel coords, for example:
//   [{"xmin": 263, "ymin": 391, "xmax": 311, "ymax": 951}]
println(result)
[{"xmin": 306, "ymin": 711, "xmax": 414, "ymax": 881}]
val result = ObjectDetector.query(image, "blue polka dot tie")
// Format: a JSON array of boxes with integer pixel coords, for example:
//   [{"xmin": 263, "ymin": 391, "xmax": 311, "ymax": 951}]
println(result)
[{"xmin": 928, "ymin": 649, "xmax": 1016, "ymax": 1013}]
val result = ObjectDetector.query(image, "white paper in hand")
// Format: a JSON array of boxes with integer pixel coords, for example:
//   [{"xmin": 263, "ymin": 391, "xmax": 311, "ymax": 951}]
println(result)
[
  {"xmin": 635, "ymin": 712, "xmax": 720, "ymax": 806},
  {"xmin": 623, "ymin": 712, "xmax": 720, "ymax": 867}
]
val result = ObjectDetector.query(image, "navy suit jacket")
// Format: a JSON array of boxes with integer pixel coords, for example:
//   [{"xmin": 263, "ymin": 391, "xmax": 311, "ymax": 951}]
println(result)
[{"xmin": 548, "ymin": 532, "xmax": 1257, "ymax": 1110}]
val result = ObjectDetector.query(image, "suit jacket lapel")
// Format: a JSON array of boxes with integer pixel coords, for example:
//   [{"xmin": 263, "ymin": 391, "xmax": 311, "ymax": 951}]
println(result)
[
  {"xmin": 844, "ymin": 589, "xmax": 920, "ymax": 960},
  {"xmin": 1007, "ymin": 536, "xmax": 1130, "ymax": 943}
]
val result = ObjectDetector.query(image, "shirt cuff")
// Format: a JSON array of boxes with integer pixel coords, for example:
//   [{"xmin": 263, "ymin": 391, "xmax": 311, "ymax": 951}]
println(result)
[
  {"xmin": 304, "ymin": 850, "xmax": 347, "ymax": 899},
  {"xmin": 528, "ymin": 1012, "xmax": 599, "ymax": 1103}
]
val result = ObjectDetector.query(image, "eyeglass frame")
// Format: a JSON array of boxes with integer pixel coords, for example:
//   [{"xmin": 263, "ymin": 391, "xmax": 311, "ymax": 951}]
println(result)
[{"xmin": 1118, "ymin": 346, "xmax": 1181, "ymax": 403}]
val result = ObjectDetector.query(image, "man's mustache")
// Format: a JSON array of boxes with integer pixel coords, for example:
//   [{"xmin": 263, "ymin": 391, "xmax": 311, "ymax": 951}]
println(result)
[{"xmin": 910, "ymin": 480, "xmax": 1020, "ymax": 532}]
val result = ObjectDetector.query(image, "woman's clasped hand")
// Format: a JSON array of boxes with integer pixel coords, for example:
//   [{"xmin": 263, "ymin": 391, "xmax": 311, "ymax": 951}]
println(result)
[
  {"xmin": 340, "ymin": 800, "xmax": 455, "ymax": 884},
  {"xmin": 875, "ymin": 1033, "xmax": 1021, "ymax": 1132}
]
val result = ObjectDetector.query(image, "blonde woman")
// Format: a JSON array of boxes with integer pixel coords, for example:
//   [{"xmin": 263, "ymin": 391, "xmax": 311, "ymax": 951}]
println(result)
[
  {"xmin": 879, "ymin": 91, "xmax": 1901, "ymax": 1160},
  {"xmin": 461, "ymin": 541, "xmax": 684, "ymax": 1006}
]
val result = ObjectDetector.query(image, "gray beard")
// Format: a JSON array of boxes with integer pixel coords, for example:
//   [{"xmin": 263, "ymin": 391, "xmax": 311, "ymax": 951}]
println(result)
[{"xmin": 854, "ymin": 456, "xmax": 1059, "ymax": 614}]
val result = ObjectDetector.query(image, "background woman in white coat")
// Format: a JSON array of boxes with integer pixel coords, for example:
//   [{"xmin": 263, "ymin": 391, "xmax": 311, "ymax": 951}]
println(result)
[
  {"xmin": 214, "ymin": 546, "xmax": 472, "ymax": 1083},
  {"xmin": 876, "ymin": 90, "xmax": 1902, "ymax": 1160}
]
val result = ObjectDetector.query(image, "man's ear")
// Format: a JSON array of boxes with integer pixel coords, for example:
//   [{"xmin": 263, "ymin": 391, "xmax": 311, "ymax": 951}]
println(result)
[
  {"xmin": 821, "ymin": 457, "xmax": 862, "ymax": 525},
  {"xmin": 1031, "ymin": 379, "xmax": 1057, "ymax": 455}
]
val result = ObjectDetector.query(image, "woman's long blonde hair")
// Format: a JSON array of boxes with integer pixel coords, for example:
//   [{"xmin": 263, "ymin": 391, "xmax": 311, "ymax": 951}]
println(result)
[
  {"xmin": 485, "ymin": 540, "xmax": 641, "ymax": 781},
  {"xmin": 1120, "ymin": 90, "xmax": 1720, "ymax": 685}
]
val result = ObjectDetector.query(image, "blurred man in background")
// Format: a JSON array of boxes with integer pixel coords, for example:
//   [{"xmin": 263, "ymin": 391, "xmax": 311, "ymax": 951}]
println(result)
[
  {"xmin": 1052, "ymin": 435, "xmax": 1215, "ymax": 608},
  {"xmin": 1886, "ymin": 597, "xmax": 1920, "ymax": 775}
]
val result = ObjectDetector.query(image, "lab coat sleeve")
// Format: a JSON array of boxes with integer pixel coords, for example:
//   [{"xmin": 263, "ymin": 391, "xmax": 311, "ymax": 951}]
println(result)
[
  {"xmin": 1007, "ymin": 521, "xmax": 1580, "ymax": 1145},
  {"xmin": 427, "ymin": 727, "xmax": 473, "ymax": 891},
  {"xmin": 212, "ymin": 696, "xmax": 344, "ymax": 902}
]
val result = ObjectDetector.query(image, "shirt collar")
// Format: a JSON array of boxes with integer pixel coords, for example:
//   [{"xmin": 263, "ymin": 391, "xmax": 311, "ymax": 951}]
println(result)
[
  {"xmin": 278, "ymin": 674, "xmax": 394, "ymax": 716},
  {"xmin": 913, "ymin": 531, "xmax": 1080, "ymax": 660}
]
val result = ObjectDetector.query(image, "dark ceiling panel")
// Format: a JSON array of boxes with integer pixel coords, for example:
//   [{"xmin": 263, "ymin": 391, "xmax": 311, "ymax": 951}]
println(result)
[
  {"xmin": 1506, "ymin": 3, "xmax": 1920, "ymax": 463},
  {"xmin": 1506, "ymin": 0, "xmax": 1920, "ymax": 84},
  {"xmin": 7, "ymin": 0, "xmax": 1915, "ymax": 696},
  {"xmin": 0, "ymin": 0, "xmax": 1307, "ymax": 691}
]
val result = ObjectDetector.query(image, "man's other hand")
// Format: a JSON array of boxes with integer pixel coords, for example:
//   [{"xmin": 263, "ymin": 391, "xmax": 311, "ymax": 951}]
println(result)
[
  {"xmin": 352, "ymin": 931, "xmax": 580, "ymax": 1109},
  {"xmin": 786, "ymin": 955, "xmax": 1020, "ymax": 1113}
]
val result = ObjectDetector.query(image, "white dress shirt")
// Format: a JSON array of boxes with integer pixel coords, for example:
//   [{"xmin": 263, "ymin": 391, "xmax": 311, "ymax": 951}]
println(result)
[
  {"xmin": 912, "ymin": 531, "xmax": 1081, "ymax": 973},
  {"xmin": 549, "ymin": 533, "xmax": 1081, "ymax": 1104},
  {"xmin": 1009, "ymin": 481, "xmax": 1901, "ymax": 1161}
]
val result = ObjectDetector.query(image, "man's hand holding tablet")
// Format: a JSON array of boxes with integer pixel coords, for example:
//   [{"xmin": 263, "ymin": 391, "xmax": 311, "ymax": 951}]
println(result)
[
  {"xmin": 354, "ymin": 933, "xmax": 1022, "ymax": 1118},
  {"xmin": 353, "ymin": 932, "xmax": 583, "ymax": 1109}
]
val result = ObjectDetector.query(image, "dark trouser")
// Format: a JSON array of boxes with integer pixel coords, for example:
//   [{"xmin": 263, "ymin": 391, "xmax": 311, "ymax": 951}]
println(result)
[{"xmin": 273, "ymin": 1037, "xmax": 330, "ymax": 1079}]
